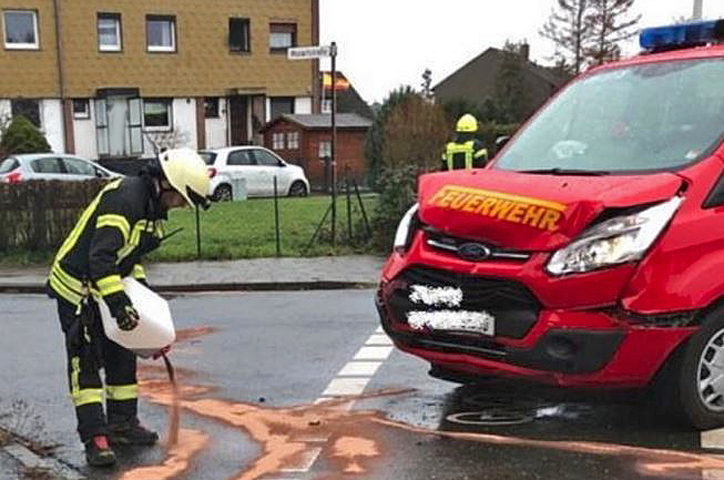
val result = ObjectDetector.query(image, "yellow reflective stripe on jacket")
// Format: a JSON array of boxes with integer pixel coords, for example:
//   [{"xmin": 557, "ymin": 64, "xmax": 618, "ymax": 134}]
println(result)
[
  {"xmin": 52, "ymin": 264, "xmax": 85, "ymax": 293},
  {"xmin": 117, "ymin": 220, "xmax": 163, "ymax": 264},
  {"xmin": 96, "ymin": 214, "xmax": 130, "ymax": 244},
  {"xmin": 49, "ymin": 275, "xmax": 82, "ymax": 305},
  {"xmin": 96, "ymin": 274, "xmax": 124, "ymax": 297},
  {"xmin": 445, "ymin": 141, "xmax": 475, "ymax": 169},
  {"xmin": 117, "ymin": 220, "xmax": 151, "ymax": 263},
  {"xmin": 132, "ymin": 264, "xmax": 146, "ymax": 280},
  {"xmin": 70, "ymin": 357, "xmax": 104, "ymax": 406},
  {"xmin": 52, "ymin": 179, "xmax": 122, "ymax": 266},
  {"xmin": 106, "ymin": 384, "xmax": 138, "ymax": 401},
  {"xmin": 474, "ymin": 148, "xmax": 489, "ymax": 159}
]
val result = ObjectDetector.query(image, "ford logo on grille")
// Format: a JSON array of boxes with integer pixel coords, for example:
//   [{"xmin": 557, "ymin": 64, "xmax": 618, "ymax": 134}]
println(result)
[{"xmin": 457, "ymin": 242, "xmax": 492, "ymax": 261}]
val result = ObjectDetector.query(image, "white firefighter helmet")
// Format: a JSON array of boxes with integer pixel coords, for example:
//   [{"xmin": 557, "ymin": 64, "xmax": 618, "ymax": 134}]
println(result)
[{"xmin": 158, "ymin": 148, "xmax": 211, "ymax": 209}]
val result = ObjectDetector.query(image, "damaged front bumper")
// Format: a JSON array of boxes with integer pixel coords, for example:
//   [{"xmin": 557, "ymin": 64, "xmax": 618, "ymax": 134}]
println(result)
[{"xmin": 377, "ymin": 276, "xmax": 696, "ymax": 388}]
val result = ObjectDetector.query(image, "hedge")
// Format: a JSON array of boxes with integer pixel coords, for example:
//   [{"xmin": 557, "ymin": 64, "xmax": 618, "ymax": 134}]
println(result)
[{"xmin": 0, "ymin": 179, "xmax": 107, "ymax": 252}]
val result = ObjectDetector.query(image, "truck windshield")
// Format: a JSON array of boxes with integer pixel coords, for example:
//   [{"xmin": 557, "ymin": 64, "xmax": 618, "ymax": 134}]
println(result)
[{"xmin": 496, "ymin": 58, "xmax": 724, "ymax": 173}]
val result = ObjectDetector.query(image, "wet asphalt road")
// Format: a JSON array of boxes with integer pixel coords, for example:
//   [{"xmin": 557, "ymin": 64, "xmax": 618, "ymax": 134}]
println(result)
[{"xmin": 0, "ymin": 291, "xmax": 717, "ymax": 480}]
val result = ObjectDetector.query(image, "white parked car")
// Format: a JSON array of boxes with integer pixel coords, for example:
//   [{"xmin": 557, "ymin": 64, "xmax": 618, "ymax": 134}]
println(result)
[
  {"xmin": 200, "ymin": 146, "xmax": 310, "ymax": 200},
  {"xmin": 0, "ymin": 153, "xmax": 120, "ymax": 183}
]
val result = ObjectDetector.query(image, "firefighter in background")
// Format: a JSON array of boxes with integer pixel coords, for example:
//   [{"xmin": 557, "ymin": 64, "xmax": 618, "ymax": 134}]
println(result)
[
  {"xmin": 46, "ymin": 149, "xmax": 210, "ymax": 467},
  {"xmin": 441, "ymin": 114, "xmax": 489, "ymax": 170}
]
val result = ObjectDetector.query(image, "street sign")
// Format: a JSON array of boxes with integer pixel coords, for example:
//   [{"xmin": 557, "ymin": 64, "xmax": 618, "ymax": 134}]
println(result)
[{"xmin": 288, "ymin": 45, "xmax": 333, "ymax": 60}]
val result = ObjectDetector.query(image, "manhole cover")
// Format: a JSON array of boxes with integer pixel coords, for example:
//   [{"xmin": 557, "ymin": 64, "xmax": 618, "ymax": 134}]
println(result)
[{"xmin": 446, "ymin": 409, "xmax": 536, "ymax": 426}]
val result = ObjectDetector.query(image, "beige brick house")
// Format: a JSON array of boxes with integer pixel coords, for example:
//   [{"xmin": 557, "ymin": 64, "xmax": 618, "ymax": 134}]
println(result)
[{"xmin": 0, "ymin": 0, "xmax": 320, "ymax": 159}]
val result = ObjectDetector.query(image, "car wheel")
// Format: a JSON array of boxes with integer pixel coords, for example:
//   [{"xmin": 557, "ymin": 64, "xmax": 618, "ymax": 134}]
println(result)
[
  {"xmin": 288, "ymin": 181, "xmax": 308, "ymax": 197},
  {"xmin": 214, "ymin": 184, "xmax": 233, "ymax": 202},
  {"xmin": 676, "ymin": 306, "xmax": 724, "ymax": 429}
]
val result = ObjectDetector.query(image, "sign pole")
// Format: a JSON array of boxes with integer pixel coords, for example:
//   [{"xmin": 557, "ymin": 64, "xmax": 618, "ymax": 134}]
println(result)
[{"xmin": 331, "ymin": 41, "xmax": 338, "ymax": 247}]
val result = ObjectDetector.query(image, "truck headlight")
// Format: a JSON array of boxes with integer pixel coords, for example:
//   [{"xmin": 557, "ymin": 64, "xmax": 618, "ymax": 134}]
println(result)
[
  {"xmin": 547, "ymin": 197, "xmax": 682, "ymax": 275},
  {"xmin": 393, "ymin": 203, "xmax": 420, "ymax": 252}
]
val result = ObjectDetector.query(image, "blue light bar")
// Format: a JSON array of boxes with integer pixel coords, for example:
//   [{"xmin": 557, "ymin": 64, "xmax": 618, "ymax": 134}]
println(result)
[{"xmin": 640, "ymin": 19, "xmax": 724, "ymax": 50}]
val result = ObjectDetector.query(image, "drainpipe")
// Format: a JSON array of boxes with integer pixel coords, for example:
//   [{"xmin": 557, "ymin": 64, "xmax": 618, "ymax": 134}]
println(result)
[{"xmin": 52, "ymin": 0, "xmax": 73, "ymax": 153}]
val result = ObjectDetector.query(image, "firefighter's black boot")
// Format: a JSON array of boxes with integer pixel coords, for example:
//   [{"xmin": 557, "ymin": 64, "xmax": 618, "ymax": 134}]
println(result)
[
  {"xmin": 107, "ymin": 419, "xmax": 159, "ymax": 446},
  {"xmin": 84, "ymin": 435, "xmax": 116, "ymax": 467}
]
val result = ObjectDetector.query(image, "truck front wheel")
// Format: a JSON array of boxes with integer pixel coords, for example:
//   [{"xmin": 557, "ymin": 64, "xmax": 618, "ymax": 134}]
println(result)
[{"xmin": 678, "ymin": 306, "xmax": 724, "ymax": 430}]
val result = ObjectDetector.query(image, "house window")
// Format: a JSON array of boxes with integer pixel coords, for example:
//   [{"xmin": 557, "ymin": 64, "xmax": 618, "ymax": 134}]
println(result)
[
  {"xmin": 98, "ymin": 13, "xmax": 122, "ymax": 52},
  {"xmin": 321, "ymin": 99, "xmax": 332, "ymax": 114},
  {"xmin": 319, "ymin": 141, "xmax": 331, "ymax": 159},
  {"xmin": 269, "ymin": 23, "xmax": 296, "ymax": 53},
  {"xmin": 272, "ymin": 133, "xmax": 284, "ymax": 150},
  {"xmin": 3, "ymin": 10, "xmax": 38, "ymax": 50},
  {"xmin": 204, "ymin": 97, "xmax": 219, "ymax": 118},
  {"xmin": 229, "ymin": 18, "xmax": 250, "ymax": 53},
  {"xmin": 287, "ymin": 132, "xmax": 299, "ymax": 150},
  {"xmin": 143, "ymin": 99, "xmax": 172, "ymax": 129},
  {"xmin": 73, "ymin": 99, "xmax": 90, "ymax": 119},
  {"xmin": 146, "ymin": 15, "xmax": 176, "ymax": 52},
  {"xmin": 270, "ymin": 97, "xmax": 294, "ymax": 120},
  {"xmin": 11, "ymin": 99, "xmax": 40, "ymax": 127}
]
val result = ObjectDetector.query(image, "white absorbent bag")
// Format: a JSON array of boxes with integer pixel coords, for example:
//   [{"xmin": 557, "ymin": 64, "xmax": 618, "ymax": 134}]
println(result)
[{"xmin": 98, "ymin": 277, "xmax": 176, "ymax": 358}]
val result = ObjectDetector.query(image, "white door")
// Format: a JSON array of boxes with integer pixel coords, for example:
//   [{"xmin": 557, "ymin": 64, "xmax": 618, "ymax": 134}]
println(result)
[
  {"xmin": 225, "ymin": 149, "xmax": 260, "ymax": 195},
  {"xmin": 251, "ymin": 148, "xmax": 287, "ymax": 196},
  {"xmin": 107, "ymin": 96, "xmax": 129, "ymax": 157}
]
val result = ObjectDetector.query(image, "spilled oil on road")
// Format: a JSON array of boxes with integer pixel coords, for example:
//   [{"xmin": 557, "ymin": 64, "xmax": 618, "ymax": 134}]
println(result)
[{"xmin": 121, "ymin": 326, "xmax": 724, "ymax": 480}]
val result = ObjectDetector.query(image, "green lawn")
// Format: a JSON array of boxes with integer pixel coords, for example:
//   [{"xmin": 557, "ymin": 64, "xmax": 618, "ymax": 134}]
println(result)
[
  {"xmin": 0, "ymin": 194, "xmax": 380, "ymax": 268},
  {"xmin": 148, "ymin": 193, "xmax": 379, "ymax": 262}
]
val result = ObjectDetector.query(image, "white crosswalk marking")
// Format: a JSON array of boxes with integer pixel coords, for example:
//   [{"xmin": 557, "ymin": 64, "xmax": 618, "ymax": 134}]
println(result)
[
  {"xmin": 280, "ymin": 447, "xmax": 323, "ymax": 472},
  {"xmin": 338, "ymin": 361, "xmax": 382, "ymax": 376},
  {"xmin": 354, "ymin": 346, "xmax": 393, "ymax": 360},
  {"xmin": 703, "ymin": 428, "xmax": 724, "ymax": 450},
  {"xmin": 322, "ymin": 377, "xmax": 371, "ymax": 396},
  {"xmin": 366, "ymin": 334, "xmax": 393, "ymax": 346}
]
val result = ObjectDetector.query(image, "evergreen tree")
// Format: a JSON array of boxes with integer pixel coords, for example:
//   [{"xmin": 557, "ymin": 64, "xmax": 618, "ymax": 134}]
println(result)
[
  {"xmin": 585, "ymin": 0, "xmax": 641, "ymax": 66},
  {"xmin": 540, "ymin": 0, "xmax": 593, "ymax": 74},
  {"xmin": 0, "ymin": 115, "xmax": 51, "ymax": 157},
  {"xmin": 495, "ymin": 40, "xmax": 532, "ymax": 123}
]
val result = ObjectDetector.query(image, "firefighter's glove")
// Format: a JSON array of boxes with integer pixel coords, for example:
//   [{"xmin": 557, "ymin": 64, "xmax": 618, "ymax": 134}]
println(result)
[{"xmin": 105, "ymin": 292, "xmax": 140, "ymax": 331}]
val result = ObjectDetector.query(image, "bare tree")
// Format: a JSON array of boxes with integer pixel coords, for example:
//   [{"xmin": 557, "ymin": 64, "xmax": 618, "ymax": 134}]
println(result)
[
  {"xmin": 540, "ymin": 0, "xmax": 592, "ymax": 74},
  {"xmin": 144, "ymin": 126, "xmax": 192, "ymax": 155},
  {"xmin": 420, "ymin": 69, "xmax": 434, "ymax": 102},
  {"xmin": 585, "ymin": 0, "xmax": 641, "ymax": 66}
]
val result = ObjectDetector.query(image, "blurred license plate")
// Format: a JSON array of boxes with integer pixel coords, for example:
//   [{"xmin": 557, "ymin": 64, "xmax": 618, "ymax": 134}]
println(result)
[{"xmin": 407, "ymin": 311, "xmax": 495, "ymax": 336}]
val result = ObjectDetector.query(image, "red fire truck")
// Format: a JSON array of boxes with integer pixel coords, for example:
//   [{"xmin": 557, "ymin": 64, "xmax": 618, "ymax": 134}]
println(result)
[{"xmin": 377, "ymin": 20, "xmax": 724, "ymax": 429}]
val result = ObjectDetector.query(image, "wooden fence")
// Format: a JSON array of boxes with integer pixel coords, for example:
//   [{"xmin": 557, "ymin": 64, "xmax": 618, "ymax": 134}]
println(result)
[{"xmin": 0, "ymin": 179, "xmax": 107, "ymax": 251}]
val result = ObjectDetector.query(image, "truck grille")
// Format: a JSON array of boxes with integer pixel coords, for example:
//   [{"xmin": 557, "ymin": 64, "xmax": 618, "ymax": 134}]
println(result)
[{"xmin": 388, "ymin": 266, "xmax": 541, "ymax": 339}]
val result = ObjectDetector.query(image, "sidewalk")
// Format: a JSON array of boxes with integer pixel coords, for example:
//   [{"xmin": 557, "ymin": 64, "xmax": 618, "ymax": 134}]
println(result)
[{"xmin": 0, "ymin": 256, "xmax": 386, "ymax": 293}]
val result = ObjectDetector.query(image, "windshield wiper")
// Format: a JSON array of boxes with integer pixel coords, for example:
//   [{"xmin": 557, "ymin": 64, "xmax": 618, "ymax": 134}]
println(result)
[{"xmin": 517, "ymin": 168, "xmax": 611, "ymax": 176}]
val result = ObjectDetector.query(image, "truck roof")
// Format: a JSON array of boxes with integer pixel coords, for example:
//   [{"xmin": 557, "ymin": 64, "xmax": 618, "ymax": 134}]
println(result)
[{"xmin": 588, "ymin": 43, "xmax": 724, "ymax": 76}]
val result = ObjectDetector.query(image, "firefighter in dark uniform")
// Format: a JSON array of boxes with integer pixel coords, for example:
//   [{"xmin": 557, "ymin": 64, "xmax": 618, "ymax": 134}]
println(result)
[
  {"xmin": 441, "ymin": 114, "xmax": 489, "ymax": 170},
  {"xmin": 47, "ymin": 148, "xmax": 210, "ymax": 467}
]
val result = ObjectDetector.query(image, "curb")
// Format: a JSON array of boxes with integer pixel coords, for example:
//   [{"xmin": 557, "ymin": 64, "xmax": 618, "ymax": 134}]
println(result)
[
  {"xmin": 0, "ymin": 281, "xmax": 379, "ymax": 295},
  {"xmin": 3, "ymin": 442, "xmax": 85, "ymax": 480}
]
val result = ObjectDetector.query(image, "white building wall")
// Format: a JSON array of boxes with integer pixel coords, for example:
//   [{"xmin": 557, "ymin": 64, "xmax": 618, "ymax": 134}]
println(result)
[
  {"xmin": 0, "ymin": 100, "xmax": 10, "ymax": 124},
  {"xmin": 73, "ymin": 99, "xmax": 98, "ymax": 159},
  {"xmin": 205, "ymin": 98, "xmax": 228, "ymax": 149},
  {"xmin": 141, "ymin": 97, "xmax": 198, "ymax": 157},
  {"xmin": 295, "ymin": 97, "xmax": 312, "ymax": 114},
  {"xmin": 41, "ymin": 99, "xmax": 65, "ymax": 153}
]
